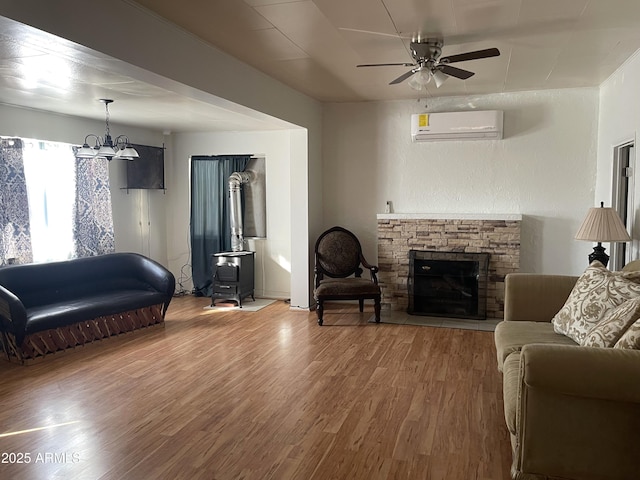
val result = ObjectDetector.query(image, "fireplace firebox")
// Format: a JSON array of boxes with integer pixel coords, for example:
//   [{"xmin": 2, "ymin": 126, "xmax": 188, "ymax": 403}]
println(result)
[{"xmin": 408, "ymin": 250, "xmax": 490, "ymax": 319}]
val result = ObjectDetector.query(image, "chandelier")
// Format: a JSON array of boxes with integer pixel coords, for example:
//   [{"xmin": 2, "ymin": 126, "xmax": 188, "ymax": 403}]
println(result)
[{"xmin": 76, "ymin": 99, "xmax": 139, "ymax": 160}]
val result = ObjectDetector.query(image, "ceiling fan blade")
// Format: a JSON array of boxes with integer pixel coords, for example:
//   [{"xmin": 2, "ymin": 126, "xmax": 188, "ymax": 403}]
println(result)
[
  {"xmin": 338, "ymin": 27, "xmax": 399, "ymax": 38},
  {"xmin": 357, "ymin": 62, "xmax": 416, "ymax": 68},
  {"xmin": 389, "ymin": 70, "xmax": 417, "ymax": 85},
  {"xmin": 338, "ymin": 27, "xmax": 412, "ymax": 39},
  {"xmin": 439, "ymin": 48, "xmax": 500, "ymax": 64},
  {"xmin": 438, "ymin": 65, "xmax": 475, "ymax": 80}
]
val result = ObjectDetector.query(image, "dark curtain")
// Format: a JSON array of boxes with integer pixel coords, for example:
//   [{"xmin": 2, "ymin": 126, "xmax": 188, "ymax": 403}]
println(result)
[
  {"xmin": 190, "ymin": 155, "xmax": 251, "ymax": 296},
  {"xmin": 0, "ymin": 138, "xmax": 33, "ymax": 265}
]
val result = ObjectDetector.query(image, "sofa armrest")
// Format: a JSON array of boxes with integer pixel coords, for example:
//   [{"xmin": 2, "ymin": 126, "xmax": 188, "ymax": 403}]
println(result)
[
  {"xmin": 504, "ymin": 273, "xmax": 577, "ymax": 323},
  {"xmin": 514, "ymin": 344, "xmax": 640, "ymax": 480},
  {"xmin": 0, "ymin": 284, "xmax": 27, "ymax": 338},
  {"xmin": 136, "ymin": 256, "xmax": 175, "ymax": 295},
  {"xmin": 130, "ymin": 255, "xmax": 175, "ymax": 316}
]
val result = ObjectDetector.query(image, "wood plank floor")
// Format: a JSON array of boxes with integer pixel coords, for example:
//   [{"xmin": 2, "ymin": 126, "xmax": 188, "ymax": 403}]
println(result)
[{"xmin": 0, "ymin": 296, "xmax": 512, "ymax": 480}]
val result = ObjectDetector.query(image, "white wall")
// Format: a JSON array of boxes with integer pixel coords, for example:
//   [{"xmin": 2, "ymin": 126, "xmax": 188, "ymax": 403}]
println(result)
[
  {"xmin": 1, "ymin": 0, "xmax": 324, "ymax": 308},
  {"xmin": 0, "ymin": 103, "xmax": 168, "ymax": 265},
  {"xmin": 0, "ymin": 104, "xmax": 301, "ymax": 299},
  {"xmin": 168, "ymin": 130, "xmax": 295, "ymax": 300},
  {"xmin": 0, "ymin": 104, "xmax": 162, "ymax": 148},
  {"xmin": 597, "ymin": 49, "xmax": 640, "ymax": 262},
  {"xmin": 323, "ymin": 88, "xmax": 599, "ymax": 275}
]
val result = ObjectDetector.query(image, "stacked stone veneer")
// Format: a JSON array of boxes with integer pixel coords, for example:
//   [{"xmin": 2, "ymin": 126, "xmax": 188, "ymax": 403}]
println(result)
[{"xmin": 377, "ymin": 215, "xmax": 521, "ymax": 319}]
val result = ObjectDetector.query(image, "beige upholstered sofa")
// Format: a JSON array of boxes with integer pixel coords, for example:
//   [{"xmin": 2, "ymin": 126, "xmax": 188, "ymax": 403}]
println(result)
[{"xmin": 494, "ymin": 266, "xmax": 640, "ymax": 480}]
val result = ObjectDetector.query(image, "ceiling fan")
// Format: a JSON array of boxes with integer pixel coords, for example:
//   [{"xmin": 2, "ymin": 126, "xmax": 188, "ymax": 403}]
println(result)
[{"xmin": 357, "ymin": 38, "xmax": 500, "ymax": 90}]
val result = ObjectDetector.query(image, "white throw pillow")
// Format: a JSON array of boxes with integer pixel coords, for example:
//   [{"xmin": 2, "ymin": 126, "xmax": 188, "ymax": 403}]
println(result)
[
  {"xmin": 582, "ymin": 296, "xmax": 640, "ymax": 347},
  {"xmin": 552, "ymin": 261, "xmax": 640, "ymax": 344}
]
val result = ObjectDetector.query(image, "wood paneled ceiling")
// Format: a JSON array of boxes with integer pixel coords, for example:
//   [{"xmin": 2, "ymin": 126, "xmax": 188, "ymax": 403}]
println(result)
[
  {"xmin": 134, "ymin": 0, "xmax": 640, "ymax": 101},
  {"xmin": 1, "ymin": 1, "xmax": 640, "ymax": 132}
]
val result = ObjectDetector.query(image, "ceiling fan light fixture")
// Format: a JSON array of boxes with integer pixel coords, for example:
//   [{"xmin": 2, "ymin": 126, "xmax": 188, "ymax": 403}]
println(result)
[
  {"xmin": 432, "ymin": 69, "xmax": 448, "ymax": 88},
  {"xmin": 356, "ymin": 38, "xmax": 499, "ymax": 90},
  {"xmin": 408, "ymin": 69, "xmax": 431, "ymax": 91}
]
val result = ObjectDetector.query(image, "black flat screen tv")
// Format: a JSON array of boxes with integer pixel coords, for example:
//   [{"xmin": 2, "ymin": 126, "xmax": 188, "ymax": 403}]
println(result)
[{"xmin": 126, "ymin": 144, "xmax": 165, "ymax": 189}]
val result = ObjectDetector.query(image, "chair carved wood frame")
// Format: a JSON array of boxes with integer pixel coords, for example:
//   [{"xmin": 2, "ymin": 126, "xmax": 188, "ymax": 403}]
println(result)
[{"xmin": 314, "ymin": 226, "xmax": 381, "ymax": 325}]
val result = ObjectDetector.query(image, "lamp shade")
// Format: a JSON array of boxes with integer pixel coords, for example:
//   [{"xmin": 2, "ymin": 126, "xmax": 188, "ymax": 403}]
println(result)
[
  {"xmin": 575, "ymin": 204, "xmax": 631, "ymax": 242},
  {"xmin": 96, "ymin": 145, "xmax": 116, "ymax": 158},
  {"xmin": 76, "ymin": 144, "xmax": 97, "ymax": 158},
  {"xmin": 408, "ymin": 69, "xmax": 430, "ymax": 91},
  {"xmin": 432, "ymin": 70, "xmax": 448, "ymax": 88},
  {"xmin": 115, "ymin": 146, "xmax": 139, "ymax": 159}
]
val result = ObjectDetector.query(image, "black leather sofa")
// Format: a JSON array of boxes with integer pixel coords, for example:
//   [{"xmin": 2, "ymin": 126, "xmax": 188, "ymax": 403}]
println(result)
[{"xmin": 0, "ymin": 253, "xmax": 175, "ymax": 363}]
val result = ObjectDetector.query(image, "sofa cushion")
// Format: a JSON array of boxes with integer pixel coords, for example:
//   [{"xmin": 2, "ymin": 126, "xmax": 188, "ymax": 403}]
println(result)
[
  {"xmin": 494, "ymin": 320, "xmax": 577, "ymax": 371},
  {"xmin": 24, "ymin": 290, "xmax": 167, "ymax": 334},
  {"xmin": 583, "ymin": 296, "xmax": 640, "ymax": 347},
  {"xmin": 615, "ymin": 319, "xmax": 640, "ymax": 349},
  {"xmin": 552, "ymin": 261, "xmax": 640, "ymax": 344},
  {"xmin": 502, "ymin": 351, "xmax": 521, "ymax": 435}
]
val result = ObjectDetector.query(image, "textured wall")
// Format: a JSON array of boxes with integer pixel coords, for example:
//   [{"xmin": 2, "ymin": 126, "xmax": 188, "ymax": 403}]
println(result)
[
  {"xmin": 167, "ymin": 131, "xmax": 293, "ymax": 300},
  {"xmin": 323, "ymin": 88, "xmax": 599, "ymax": 276},
  {"xmin": 598, "ymin": 49, "xmax": 640, "ymax": 262}
]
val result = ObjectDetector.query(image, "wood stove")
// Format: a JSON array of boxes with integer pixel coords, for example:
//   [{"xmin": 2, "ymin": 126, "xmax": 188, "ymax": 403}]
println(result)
[
  {"xmin": 211, "ymin": 251, "xmax": 255, "ymax": 307},
  {"xmin": 408, "ymin": 250, "xmax": 490, "ymax": 319}
]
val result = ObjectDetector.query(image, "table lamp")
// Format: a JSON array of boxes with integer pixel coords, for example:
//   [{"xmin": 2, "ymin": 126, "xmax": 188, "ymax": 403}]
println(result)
[{"xmin": 575, "ymin": 202, "xmax": 631, "ymax": 267}]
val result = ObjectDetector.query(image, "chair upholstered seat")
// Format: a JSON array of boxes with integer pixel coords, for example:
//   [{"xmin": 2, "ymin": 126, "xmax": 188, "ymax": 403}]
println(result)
[
  {"xmin": 313, "ymin": 226, "xmax": 381, "ymax": 325},
  {"xmin": 316, "ymin": 278, "xmax": 381, "ymax": 297}
]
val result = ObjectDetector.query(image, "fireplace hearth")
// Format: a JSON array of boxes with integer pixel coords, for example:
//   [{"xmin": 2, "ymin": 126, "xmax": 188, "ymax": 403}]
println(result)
[{"xmin": 408, "ymin": 250, "xmax": 490, "ymax": 319}]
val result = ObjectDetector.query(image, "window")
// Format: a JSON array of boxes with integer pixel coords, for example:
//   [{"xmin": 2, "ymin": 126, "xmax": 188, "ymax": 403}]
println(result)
[
  {"xmin": 22, "ymin": 139, "xmax": 76, "ymax": 263},
  {"xmin": 0, "ymin": 136, "xmax": 114, "ymax": 265}
]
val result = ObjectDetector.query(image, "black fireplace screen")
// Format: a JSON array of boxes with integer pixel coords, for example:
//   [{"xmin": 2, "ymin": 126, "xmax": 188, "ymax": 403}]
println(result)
[{"xmin": 408, "ymin": 250, "xmax": 490, "ymax": 319}]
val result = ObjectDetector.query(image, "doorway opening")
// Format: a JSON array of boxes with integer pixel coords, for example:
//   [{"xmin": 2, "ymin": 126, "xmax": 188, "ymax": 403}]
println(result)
[{"xmin": 611, "ymin": 141, "xmax": 635, "ymax": 271}]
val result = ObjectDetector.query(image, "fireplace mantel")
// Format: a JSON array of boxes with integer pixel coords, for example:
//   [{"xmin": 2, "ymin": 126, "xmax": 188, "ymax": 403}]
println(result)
[{"xmin": 377, "ymin": 213, "xmax": 522, "ymax": 221}]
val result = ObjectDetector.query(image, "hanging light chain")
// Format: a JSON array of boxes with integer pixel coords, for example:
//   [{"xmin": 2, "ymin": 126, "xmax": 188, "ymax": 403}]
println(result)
[
  {"xmin": 101, "ymin": 98, "xmax": 113, "ymax": 142},
  {"xmin": 104, "ymin": 101, "xmax": 111, "ymax": 138}
]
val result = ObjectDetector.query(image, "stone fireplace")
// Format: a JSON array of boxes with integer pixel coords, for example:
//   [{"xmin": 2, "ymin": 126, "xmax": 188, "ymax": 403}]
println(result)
[{"xmin": 377, "ymin": 214, "xmax": 522, "ymax": 319}]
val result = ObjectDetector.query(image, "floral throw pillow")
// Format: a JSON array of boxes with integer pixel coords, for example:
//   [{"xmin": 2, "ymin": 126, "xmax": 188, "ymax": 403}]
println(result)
[
  {"xmin": 582, "ymin": 297, "xmax": 640, "ymax": 347},
  {"xmin": 552, "ymin": 261, "xmax": 640, "ymax": 344},
  {"xmin": 614, "ymin": 319, "xmax": 640, "ymax": 349}
]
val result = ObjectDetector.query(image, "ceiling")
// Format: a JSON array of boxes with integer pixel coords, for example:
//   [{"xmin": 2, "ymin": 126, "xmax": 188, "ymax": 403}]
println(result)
[
  {"xmin": 2, "ymin": 0, "xmax": 640, "ymax": 132},
  {"xmin": 0, "ymin": 15, "xmax": 292, "ymax": 133},
  {"xmin": 134, "ymin": 0, "xmax": 640, "ymax": 102}
]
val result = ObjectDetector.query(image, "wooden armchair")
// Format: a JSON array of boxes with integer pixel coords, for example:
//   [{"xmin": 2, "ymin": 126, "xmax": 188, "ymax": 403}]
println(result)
[{"xmin": 314, "ymin": 226, "xmax": 381, "ymax": 325}]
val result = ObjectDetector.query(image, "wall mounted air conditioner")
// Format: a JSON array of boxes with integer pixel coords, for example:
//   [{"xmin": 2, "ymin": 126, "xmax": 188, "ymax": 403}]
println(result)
[{"xmin": 411, "ymin": 110, "xmax": 504, "ymax": 142}]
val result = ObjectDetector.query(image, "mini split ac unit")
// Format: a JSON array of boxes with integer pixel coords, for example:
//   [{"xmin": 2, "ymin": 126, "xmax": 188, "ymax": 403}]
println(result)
[{"xmin": 411, "ymin": 110, "xmax": 504, "ymax": 142}]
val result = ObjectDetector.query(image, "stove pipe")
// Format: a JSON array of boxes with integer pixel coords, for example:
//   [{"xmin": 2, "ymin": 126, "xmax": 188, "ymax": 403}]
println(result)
[{"xmin": 228, "ymin": 171, "xmax": 253, "ymax": 252}]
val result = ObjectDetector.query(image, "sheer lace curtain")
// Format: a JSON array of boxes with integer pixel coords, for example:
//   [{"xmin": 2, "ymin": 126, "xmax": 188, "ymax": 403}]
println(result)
[
  {"xmin": 0, "ymin": 138, "xmax": 33, "ymax": 265},
  {"xmin": 73, "ymin": 154, "xmax": 115, "ymax": 257}
]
